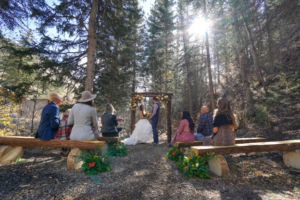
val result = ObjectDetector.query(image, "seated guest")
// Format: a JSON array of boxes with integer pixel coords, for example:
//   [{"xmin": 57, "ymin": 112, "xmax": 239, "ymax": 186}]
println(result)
[
  {"xmin": 68, "ymin": 91, "xmax": 100, "ymax": 141},
  {"xmin": 168, "ymin": 111, "xmax": 195, "ymax": 147},
  {"xmin": 203, "ymin": 98, "xmax": 237, "ymax": 146},
  {"xmin": 54, "ymin": 109, "xmax": 72, "ymax": 157},
  {"xmin": 35, "ymin": 93, "xmax": 62, "ymax": 140},
  {"xmin": 194, "ymin": 106, "xmax": 213, "ymax": 141},
  {"xmin": 101, "ymin": 104, "xmax": 120, "ymax": 137}
]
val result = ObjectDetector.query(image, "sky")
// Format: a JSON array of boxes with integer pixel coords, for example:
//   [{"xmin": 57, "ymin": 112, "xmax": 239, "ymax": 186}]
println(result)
[{"xmin": 139, "ymin": 0, "xmax": 155, "ymax": 17}]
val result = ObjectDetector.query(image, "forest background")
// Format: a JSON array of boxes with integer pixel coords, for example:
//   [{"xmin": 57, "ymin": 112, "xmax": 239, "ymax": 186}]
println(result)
[{"xmin": 0, "ymin": 0, "xmax": 299, "ymax": 137}]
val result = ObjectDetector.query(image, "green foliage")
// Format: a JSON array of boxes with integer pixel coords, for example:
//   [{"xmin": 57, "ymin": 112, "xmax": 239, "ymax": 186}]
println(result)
[
  {"xmin": 176, "ymin": 154, "xmax": 211, "ymax": 179},
  {"xmin": 166, "ymin": 144, "xmax": 211, "ymax": 179},
  {"xmin": 252, "ymin": 104, "xmax": 268, "ymax": 123},
  {"xmin": 106, "ymin": 141, "xmax": 129, "ymax": 157},
  {"xmin": 15, "ymin": 158, "xmax": 27, "ymax": 162},
  {"xmin": 59, "ymin": 104, "xmax": 74, "ymax": 113},
  {"xmin": 75, "ymin": 150, "xmax": 111, "ymax": 176},
  {"xmin": 165, "ymin": 143, "xmax": 184, "ymax": 161}
]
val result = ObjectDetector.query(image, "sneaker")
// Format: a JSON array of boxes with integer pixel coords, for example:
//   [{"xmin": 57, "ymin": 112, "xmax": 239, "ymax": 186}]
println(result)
[
  {"xmin": 150, "ymin": 142, "xmax": 158, "ymax": 146},
  {"xmin": 166, "ymin": 144, "xmax": 172, "ymax": 148}
]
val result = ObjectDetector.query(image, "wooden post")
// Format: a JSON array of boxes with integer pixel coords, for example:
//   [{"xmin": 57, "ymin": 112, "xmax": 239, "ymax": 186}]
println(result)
[
  {"xmin": 131, "ymin": 110, "xmax": 136, "ymax": 134},
  {"xmin": 167, "ymin": 95, "xmax": 172, "ymax": 143}
]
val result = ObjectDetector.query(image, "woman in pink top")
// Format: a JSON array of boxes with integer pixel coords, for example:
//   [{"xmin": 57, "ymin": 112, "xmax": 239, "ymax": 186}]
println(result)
[{"xmin": 168, "ymin": 111, "xmax": 195, "ymax": 147}]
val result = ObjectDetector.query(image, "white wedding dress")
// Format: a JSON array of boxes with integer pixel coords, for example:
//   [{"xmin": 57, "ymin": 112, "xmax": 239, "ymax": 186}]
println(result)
[{"xmin": 123, "ymin": 119, "xmax": 153, "ymax": 145}]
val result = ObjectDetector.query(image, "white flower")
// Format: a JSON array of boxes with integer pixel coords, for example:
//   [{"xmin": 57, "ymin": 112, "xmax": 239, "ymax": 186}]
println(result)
[{"xmin": 196, "ymin": 163, "xmax": 199, "ymax": 168}]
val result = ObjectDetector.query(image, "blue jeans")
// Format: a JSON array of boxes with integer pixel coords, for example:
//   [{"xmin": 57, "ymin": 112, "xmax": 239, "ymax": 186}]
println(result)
[
  {"xmin": 151, "ymin": 118, "xmax": 159, "ymax": 143},
  {"xmin": 194, "ymin": 133, "xmax": 204, "ymax": 141}
]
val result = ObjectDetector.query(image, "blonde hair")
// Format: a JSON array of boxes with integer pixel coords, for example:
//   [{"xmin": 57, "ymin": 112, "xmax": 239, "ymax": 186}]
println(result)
[
  {"xmin": 49, "ymin": 92, "xmax": 61, "ymax": 102},
  {"xmin": 216, "ymin": 98, "xmax": 237, "ymax": 129},
  {"xmin": 104, "ymin": 104, "xmax": 116, "ymax": 114},
  {"xmin": 65, "ymin": 109, "xmax": 71, "ymax": 115}
]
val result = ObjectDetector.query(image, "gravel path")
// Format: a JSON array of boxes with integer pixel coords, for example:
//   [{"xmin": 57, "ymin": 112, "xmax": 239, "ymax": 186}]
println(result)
[{"xmin": 1, "ymin": 134, "xmax": 300, "ymax": 200}]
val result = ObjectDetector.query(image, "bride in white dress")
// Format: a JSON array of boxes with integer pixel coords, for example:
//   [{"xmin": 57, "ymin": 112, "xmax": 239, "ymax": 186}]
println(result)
[{"xmin": 123, "ymin": 105, "xmax": 153, "ymax": 145}]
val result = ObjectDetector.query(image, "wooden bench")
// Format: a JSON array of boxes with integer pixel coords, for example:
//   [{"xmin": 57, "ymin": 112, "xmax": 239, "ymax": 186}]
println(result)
[
  {"xmin": 190, "ymin": 140, "xmax": 300, "ymax": 177},
  {"xmin": 0, "ymin": 136, "xmax": 121, "ymax": 169},
  {"xmin": 176, "ymin": 137, "xmax": 267, "ymax": 148}
]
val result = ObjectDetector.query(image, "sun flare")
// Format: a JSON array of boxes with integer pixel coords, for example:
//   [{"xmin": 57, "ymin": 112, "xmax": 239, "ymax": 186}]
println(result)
[{"xmin": 188, "ymin": 17, "xmax": 210, "ymax": 36}]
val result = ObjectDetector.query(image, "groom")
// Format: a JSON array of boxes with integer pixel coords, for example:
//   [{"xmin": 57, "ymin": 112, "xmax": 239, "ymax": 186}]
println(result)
[{"xmin": 149, "ymin": 97, "xmax": 160, "ymax": 145}]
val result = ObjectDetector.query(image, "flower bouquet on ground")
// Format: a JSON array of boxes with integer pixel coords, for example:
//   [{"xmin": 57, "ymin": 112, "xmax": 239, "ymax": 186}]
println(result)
[
  {"xmin": 176, "ymin": 154, "xmax": 211, "ymax": 179},
  {"xmin": 106, "ymin": 141, "xmax": 129, "ymax": 157},
  {"xmin": 165, "ymin": 143, "xmax": 184, "ymax": 161},
  {"xmin": 76, "ymin": 148, "xmax": 111, "ymax": 175}
]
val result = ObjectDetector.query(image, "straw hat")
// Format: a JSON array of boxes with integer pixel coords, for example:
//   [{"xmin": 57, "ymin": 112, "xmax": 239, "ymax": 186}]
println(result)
[{"xmin": 78, "ymin": 91, "xmax": 97, "ymax": 102}]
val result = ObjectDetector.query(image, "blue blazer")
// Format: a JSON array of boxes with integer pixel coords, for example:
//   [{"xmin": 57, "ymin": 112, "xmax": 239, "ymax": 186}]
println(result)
[{"xmin": 35, "ymin": 102, "xmax": 60, "ymax": 140}]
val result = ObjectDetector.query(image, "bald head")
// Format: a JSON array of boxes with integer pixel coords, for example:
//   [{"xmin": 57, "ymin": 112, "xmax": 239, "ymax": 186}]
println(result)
[{"xmin": 201, "ymin": 106, "xmax": 209, "ymax": 114}]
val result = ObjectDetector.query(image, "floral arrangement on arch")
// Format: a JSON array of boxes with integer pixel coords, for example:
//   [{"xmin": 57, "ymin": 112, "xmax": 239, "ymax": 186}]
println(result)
[
  {"xmin": 75, "ymin": 147, "xmax": 111, "ymax": 175},
  {"xmin": 129, "ymin": 94, "xmax": 144, "ymax": 111},
  {"xmin": 156, "ymin": 94, "xmax": 170, "ymax": 105}
]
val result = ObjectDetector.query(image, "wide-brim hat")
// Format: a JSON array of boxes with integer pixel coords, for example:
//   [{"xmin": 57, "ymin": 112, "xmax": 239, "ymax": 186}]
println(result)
[{"xmin": 78, "ymin": 91, "xmax": 97, "ymax": 102}]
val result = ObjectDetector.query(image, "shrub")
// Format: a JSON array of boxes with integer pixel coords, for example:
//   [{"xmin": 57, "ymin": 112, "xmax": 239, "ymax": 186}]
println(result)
[
  {"xmin": 176, "ymin": 154, "xmax": 211, "ymax": 179},
  {"xmin": 166, "ymin": 145, "xmax": 211, "ymax": 179},
  {"xmin": 76, "ymin": 149, "xmax": 111, "ymax": 175},
  {"xmin": 166, "ymin": 143, "xmax": 184, "ymax": 161},
  {"xmin": 106, "ymin": 141, "xmax": 129, "ymax": 157},
  {"xmin": 252, "ymin": 104, "xmax": 268, "ymax": 123}
]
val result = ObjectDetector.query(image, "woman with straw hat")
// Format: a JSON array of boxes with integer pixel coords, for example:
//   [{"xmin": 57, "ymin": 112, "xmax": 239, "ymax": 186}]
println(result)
[{"xmin": 68, "ymin": 91, "xmax": 100, "ymax": 141}]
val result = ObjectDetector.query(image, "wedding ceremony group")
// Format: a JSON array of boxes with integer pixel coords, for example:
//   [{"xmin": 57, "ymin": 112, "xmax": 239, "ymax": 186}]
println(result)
[{"xmin": 35, "ymin": 90, "xmax": 237, "ymax": 158}]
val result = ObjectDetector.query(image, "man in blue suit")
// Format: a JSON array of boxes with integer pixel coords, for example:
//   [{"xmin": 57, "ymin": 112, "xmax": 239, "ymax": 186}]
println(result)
[
  {"xmin": 150, "ymin": 97, "xmax": 160, "ymax": 145},
  {"xmin": 35, "ymin": 93, "xmax": 62, "ymax": 140}
]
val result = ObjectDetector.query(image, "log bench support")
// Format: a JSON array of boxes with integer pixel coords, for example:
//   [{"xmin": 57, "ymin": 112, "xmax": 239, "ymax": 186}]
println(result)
[
  {"xmin": 283, "ymin": 150, "xmax": 300, "ymax": 169},
  {"xmin": 208, "ymin": 155, "xmax": 229, "ymax": 177},
  {"xmin": 0, "ymin": 136, "xmax": 110, "ymax": 170},
  {"xmin": 0, "ymin": 146, "xmax": 24, "ymax": 163}
]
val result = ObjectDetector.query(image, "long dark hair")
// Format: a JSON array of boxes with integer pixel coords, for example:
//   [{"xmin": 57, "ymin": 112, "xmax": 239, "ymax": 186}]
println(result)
[
  {"xmin": 216, "ymin": 98, "xmax": 237, "ymax": 129},
  {"xmin": 81, "ymin": 101, "xmax": 93, "ymax": 107},
  {"xmin": 139, "ymin": 104, "xmax": 146, "ymax": 117},
  {"xmin": 182, "ymin": 111, "xmax": 195, "ymax": 133}
]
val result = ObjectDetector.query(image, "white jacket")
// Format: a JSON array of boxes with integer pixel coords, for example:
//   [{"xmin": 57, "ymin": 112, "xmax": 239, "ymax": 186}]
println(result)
[{"xmin": 68, "ymin": 104, "xmax": 98, "ymax": 141}]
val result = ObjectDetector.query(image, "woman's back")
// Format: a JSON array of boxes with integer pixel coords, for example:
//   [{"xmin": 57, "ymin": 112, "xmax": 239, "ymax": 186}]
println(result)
[
  {"xmin": 68, "ymin": 103, "xmax": 98, "ymax": 141},
  {"xmin": 71, "ymin": 104, "xmax": 96, "ymax": 125},
  {"xmin": 101, "ymin": 113, "xmax": 118, "ymax": 133}
]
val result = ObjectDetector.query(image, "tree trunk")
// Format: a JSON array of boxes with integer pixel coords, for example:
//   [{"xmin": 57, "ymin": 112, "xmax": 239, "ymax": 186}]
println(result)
[
  {"xmin": 204, "ymin": 0, "xmax": 215, "ymax": 113},
  {"xmin": 242, "ymin": 14, "xmax": 268, "ymax": 94},
  {"xmin": 85, "ymin": 0, "xmax": 99, "ymax": 93},
  {"xmin": 179, "ymin": 0, "xmax": 193, "ymax": 116},
  {"xmin": 152, "ymin": 59, "xmax": 156, "ymax": 91},
  {"xmin": 165, "ymin": 35, "xmax": 168, "ymax": 92},
  {"xmin": 233, "ymin": 6, "xmax": 255, "ymax": 117}
]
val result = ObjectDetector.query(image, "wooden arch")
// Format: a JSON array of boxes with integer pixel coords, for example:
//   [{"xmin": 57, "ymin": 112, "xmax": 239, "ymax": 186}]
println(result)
[{"xmin": 130, "ymin": 92, "xmax": 173, "ymax": 143}]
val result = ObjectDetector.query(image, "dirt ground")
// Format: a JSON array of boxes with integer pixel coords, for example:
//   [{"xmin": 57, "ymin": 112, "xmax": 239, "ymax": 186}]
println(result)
[{"xmin": 1, "ymin": 133, "xmax": 300, "ymax": 200}]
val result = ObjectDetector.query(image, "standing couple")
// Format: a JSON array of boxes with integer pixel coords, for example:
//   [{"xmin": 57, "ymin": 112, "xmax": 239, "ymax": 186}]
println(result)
[{"xmin": 123, "ymin": 97, "xmax": 160, "ymax": 146}]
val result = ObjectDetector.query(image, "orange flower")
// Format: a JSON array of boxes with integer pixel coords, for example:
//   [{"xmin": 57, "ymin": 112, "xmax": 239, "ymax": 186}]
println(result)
[
  {"xmin": 189, "ymin": 157, "xmax": 192, "ymax": 161},
  {"xmin": 113, "ymin": 143, "xmax": 117, "ymax": 146},
  {"xmin": 172, "ymin": 151, "xmax": 176, "ymax": 155},
  {"xmin": 184, "ymin": 166, "xmax": 189, "ymax": 171},
  {"xmin": 89, "ymin": 162, "xmax": 96, "ymax": 168}
]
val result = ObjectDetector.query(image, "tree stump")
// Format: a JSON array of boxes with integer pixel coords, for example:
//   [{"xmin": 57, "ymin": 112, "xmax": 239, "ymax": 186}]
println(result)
[
  {"xmin": 208, "ymin": 155, "xmax": 229, "ymax": 177},
  {"xmin": 283, "ymin": 150, "xmax": 300, "ymax": 169},
  {"xmin": 67, "ymin": 148, "xmax": 84, "ymax": 170},
  {"xmin": 0, "ymin": 146, "xmax": 24, "ymax": 163}
]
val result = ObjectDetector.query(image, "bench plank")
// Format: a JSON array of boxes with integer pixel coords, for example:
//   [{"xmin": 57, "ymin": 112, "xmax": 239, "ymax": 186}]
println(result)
[
  {"xmin": 177, "ymin": 137, "xmax": 267, "ymax": 148},
  {"xmin": 0, "ymin": 136, "xmax": 105, "ymax": 150},
  {"xmin": 191, "ymin": 140, "xmax": 300, "ymax": 156}
]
